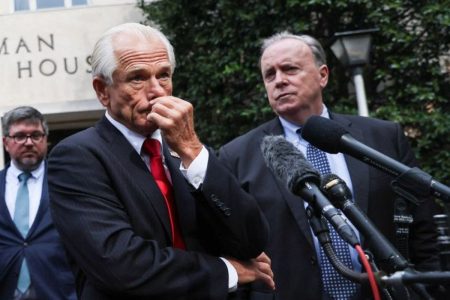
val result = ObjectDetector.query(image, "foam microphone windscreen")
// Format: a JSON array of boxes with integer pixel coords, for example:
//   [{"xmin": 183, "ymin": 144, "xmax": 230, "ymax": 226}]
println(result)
[
  {"xmin": 260, "ymin": 135, "xmax": 320, "ymax": 194},
  {"xmin": 301, "ymin": 116, "xmax": 348, "ymax": 154}
]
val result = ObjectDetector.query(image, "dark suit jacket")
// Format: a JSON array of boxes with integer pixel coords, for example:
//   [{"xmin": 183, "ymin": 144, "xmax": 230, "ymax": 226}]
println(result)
[
  {"xmin": 0, "ymin": 164, "xmax": 76, "ymax": 299},
  {"xmin": 218, "ymin": 113, "xmax": 440, "ymax": 300},
  {"xmin": 47, "ymin": 116, "xmax": 269, "ymax": 300}
]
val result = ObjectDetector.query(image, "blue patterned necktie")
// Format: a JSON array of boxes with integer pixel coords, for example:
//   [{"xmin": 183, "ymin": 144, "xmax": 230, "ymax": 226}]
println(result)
[
  {"xmin": 306, "ymin": 142, "xmax": 357, "ymax": 299},
  {"xmin": 13, "ymin": 172, "xmax": 32, "ymax": 294}
]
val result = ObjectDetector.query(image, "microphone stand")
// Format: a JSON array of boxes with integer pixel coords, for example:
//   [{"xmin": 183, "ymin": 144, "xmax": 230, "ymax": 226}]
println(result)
[
  {"xmin": 321, "ymin": 176, "xmax": 434, "ymax": 299},
  {"xmin": 305, "ymin": 205, "xmax": 371, "ymax": 283},
  {"xmin": 306, "ymin": 203, "xmax": 439, "ymax": 299}
]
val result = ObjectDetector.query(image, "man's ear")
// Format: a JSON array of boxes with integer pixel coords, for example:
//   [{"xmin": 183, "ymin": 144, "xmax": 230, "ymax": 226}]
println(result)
[
  {"xmin": 93, "ymin": 76, "xmax": 110, "ymax": 107},
  {"xmin": 318, "ymin": 64, "xmax": 329, "ymax": 88},
  {"xmin": 3, "ymin": 137, "xmax": 10, "ymax": 153}
]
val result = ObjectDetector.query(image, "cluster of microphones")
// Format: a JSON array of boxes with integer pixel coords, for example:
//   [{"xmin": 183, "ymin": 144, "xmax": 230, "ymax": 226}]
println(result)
[{"xmin": 260, "ymin": 116, "xmax": 450, "ymax": 300}]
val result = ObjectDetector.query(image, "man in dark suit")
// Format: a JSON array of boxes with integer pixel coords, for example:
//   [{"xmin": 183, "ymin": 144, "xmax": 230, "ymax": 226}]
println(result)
[
  {"xmin": 219, "ymin": 32, "xmax": 440, "ymax": 299},
  {"xmin": 0, "ymin": 106, "xmax": 76, "ymax": 300},
  {"xmin": 47, "ymin": 23, "xmax": 274, "ymax": 300}
]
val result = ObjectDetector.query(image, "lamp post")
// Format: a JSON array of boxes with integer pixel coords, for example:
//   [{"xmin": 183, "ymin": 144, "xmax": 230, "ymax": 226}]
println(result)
[{"xmin": 330, "ymin": 29, "xmax": 378, "ymax": 117}]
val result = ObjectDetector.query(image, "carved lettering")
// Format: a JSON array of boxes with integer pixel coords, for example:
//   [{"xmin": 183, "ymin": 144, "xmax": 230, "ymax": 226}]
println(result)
[
  {"xmin": 0, "ymin": 38, "xmax": 9, "ymax": 55},
  {"xmin": 39, "ymin": 59, "xmax": 57, "ymax": 76},
  {"xmin": 17, "ymin": 61, "xmax": 32, "ymax": 78},
  {"xmin": 38, "ymin": 34, "xmax": 54, "ymax": 51},
  {"xmin": 15, "ymin": 38, "xmax": 31, "ymax": 54},
  {"xmin": 85, "ymin": 55, "xmax": 92, "ymax": 73},
  {"xmin": 64, "ymin": 57, "xmax": 78, "ymax": 74}
]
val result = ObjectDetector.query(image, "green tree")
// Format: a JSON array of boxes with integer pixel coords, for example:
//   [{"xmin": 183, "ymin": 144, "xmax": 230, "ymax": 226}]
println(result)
[{"xmin": 141, "ymin": 0, "xmax": 450, "ymax": 183}]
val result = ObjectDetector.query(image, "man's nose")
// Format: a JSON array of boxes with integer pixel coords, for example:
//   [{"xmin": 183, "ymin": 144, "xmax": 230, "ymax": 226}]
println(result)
[
  {"xmin": 274, "ymin": 71, "xmax": 288, "ymax": 87},
  {"xmin": 24, "ymin": 136, "xmax": 34, "ymax": 145},
  {"xmin": 146, "ymin": 77, "xmax": 167, "ymax": 99}
]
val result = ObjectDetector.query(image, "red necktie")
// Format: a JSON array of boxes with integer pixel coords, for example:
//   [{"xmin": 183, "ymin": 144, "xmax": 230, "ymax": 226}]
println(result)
[{"xmin": 142, "ymin": 139, "xmax": 186, "ymax": 249}]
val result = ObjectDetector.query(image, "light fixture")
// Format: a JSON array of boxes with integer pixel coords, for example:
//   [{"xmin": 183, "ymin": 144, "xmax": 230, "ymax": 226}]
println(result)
[{"xmin": 330, "ymin": 29, "xmax": 378, "ymax": 117}]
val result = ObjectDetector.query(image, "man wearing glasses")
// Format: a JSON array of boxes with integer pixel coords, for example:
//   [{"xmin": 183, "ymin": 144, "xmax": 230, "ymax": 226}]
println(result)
[{"xmin": 0, "ymin": 106, "xmax": 76, "ymax": 300}]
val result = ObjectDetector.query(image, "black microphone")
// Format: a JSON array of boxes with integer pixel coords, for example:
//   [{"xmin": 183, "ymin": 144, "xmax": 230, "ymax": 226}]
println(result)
[
  {"xmin": 302, "ymin": 115, "xmax": 450, "ymax": 202},
  {"xmin": 260, "ymin": 135, "xmax": 359, "ymax": 246},
  {"xmin": 321, "ymin": 173, "xmax": 410, "ymax": 271}
]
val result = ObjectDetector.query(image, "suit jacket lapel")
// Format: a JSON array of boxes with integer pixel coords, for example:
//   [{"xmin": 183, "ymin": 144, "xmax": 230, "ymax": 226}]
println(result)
[
  {"xmin": 95, "ymin": 117, "xmax": 173, "ymax": 241},
  {"xmin": 262, "ymin": 118, "xmax": 315, "ymax": 248},
  {"xmin": 330, "ymin": 113, "xmax": 370, "ymax": 214}
]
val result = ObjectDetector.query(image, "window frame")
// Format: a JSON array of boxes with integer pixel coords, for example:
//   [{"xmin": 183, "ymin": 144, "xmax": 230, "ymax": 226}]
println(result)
[{"xmin": 10, "ymin": 0, "xmax": 88, "ymax": 12}]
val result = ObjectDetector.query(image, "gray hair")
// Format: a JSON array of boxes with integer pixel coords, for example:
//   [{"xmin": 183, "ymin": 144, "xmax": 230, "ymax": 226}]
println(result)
[
  {"xmin": 2, "ymin": 106, "xmax": 49, "ymax": 136},
  {"xmin": 260, "ymin": 31, "xmax": 327, "ymax": 67},
  {"xmin": 91, "ymin": 23, "xmax": 176, "ymax": 85}
]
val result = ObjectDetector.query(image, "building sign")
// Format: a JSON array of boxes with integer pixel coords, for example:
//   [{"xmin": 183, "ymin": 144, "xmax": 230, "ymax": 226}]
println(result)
[
  {"xmin": 1, "ymin": 33, "xmax": 92, "ymax": 79},
  {"xmin": 0, "ymin": 4, "xmax": 143, "ymax": 107}
]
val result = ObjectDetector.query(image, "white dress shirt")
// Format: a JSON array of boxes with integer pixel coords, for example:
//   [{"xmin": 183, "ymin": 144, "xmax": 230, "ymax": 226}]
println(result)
[{"xmin": 6, "ymin": 160, "xmax": 45, "ymax": 227}]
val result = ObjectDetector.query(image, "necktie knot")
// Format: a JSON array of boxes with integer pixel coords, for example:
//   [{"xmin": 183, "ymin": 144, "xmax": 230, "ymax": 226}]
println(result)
[
  {"xmin": 18, "ymin": 172, "xmax": 31, "ymax": 183},
  {"xmin": 143, "ymin": 138, "xmax": 162, "ymax": 158}
]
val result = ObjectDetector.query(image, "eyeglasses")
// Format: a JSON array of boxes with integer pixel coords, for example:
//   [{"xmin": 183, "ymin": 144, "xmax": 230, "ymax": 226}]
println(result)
[{"xmin": 6, "ymin": 132, "xmax": 46, "ymax": 144}]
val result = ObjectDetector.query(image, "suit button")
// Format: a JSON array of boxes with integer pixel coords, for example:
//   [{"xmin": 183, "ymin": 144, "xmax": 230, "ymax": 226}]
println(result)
[
  {"xmin": 23, "ymin": 242, "xmax": 28, "ymax": 247},
  {"xmin": 310, "ymin": 256, "xmax": 317, "ymax": 265}
]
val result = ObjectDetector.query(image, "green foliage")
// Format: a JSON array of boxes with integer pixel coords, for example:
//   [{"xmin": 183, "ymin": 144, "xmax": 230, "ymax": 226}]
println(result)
[{"xmin": 141, "ymin": 0, "xmax": 450, "ymax": 183}]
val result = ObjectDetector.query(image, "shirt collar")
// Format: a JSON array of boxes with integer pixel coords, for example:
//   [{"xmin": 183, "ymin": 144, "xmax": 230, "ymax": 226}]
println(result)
[
  {"xmin": 10, "ymin": 160, "xmax": 45, "ymax": 180},
  {"xmin": 279, "ymin": 104, "xmax": 330, "ymax": 144},
  {"xmin": 105, "ymin": 111, "xmax": 162, "ymax": 154}
]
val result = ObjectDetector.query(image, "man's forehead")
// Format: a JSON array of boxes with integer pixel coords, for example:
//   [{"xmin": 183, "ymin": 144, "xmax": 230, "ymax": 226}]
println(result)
[
  {"xmin": 9, "ymin": 120, "xmax": 42, "ymax": 130},
  {"xmin": 261, "ymin": 39, "xmax": 310, "ymax": 66},
  {"xmin": 112, "ymin": 34, "xmax": 170, "ymax": 69}
]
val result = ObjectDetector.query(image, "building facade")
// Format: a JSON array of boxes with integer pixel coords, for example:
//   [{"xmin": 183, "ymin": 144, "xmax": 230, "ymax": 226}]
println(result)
[{"xmin": 0, "ymin": 0, "xmax": 147, "ymax": 166}]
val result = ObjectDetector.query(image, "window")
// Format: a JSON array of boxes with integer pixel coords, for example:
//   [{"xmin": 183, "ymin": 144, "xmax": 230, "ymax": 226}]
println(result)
[
  {"xmin": 72, "ymin": 0, "xmax": 87, "ymax": 5},
  {"xmin": 13, "ymin": 0, "xmax": 87, "ymax": 12},
  {"xmin": 14, "ymin": 0, "xmax": 29, "ymax": 11},
  {"xmin": 37, "ymin": 0, "xmax": 65, "ymax": 9}
]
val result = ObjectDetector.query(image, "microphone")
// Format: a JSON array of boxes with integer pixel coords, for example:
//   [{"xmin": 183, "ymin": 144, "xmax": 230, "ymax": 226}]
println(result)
[
  {"xmin": 320, "ymin": 173, "xmax": 409, "ymax": 271},
  {"xmin": 260, "ymin": 135, "xmax": 359, "ymax": 246},
  {"xmin": 302, "ymin": 115, "xmax": 450, "ymax": 202}
]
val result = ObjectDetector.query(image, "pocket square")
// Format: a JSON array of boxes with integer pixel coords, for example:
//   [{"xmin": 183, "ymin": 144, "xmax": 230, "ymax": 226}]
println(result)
[{"xmin": 169, "ymin": 149, "xmax": 180, "ymax": 158}]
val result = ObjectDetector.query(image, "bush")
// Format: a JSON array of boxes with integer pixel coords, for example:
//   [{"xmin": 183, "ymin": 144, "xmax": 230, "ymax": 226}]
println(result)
[{"xmin": 141, "ymin": 0, "xmax": 449, "ymax": 183}]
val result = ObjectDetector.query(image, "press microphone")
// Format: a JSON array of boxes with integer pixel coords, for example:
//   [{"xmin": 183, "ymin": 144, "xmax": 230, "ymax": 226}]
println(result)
[
  {"xmin": 321, "ymin": 173, "xmax": 410, "ymax": 271},
  {"xmin": 260, "ymin": 135, "xmax": 359, "ymax": 246},
  {"xmin": 302, "ymin": 116, "xmax": 450, "ymax": 202}
]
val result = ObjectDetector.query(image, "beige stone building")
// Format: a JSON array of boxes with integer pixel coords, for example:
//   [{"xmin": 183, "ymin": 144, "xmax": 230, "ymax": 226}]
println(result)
[{"xmin": 0, "ymin": 0, "xmax": 146, "ymax": 166}]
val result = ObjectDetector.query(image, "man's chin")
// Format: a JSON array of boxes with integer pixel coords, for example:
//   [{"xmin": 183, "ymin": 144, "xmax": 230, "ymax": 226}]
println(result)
[
  {"xmin": 17, "ymin": 157, "xmax": 40, "ymax": 171},
  {"xmin": 275, "ymin": 105, "xmax": 301, "ymax": 117}
]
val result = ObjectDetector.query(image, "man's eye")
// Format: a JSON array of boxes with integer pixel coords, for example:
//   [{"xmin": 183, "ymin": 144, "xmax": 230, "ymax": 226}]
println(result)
[
  {"xmin": 31, "ymin": 133, "xmax": 43, "ymax": 139},
  {"xmin": 264, "ymin": 72, "xmax": 275, "ymax": 81},
  {"xmin": 132, "ymin": 76, "xmax": 143, "ymax": 81},
  {"xmin": 158, "ymin": 72, "xmax": 171, "ymax": 80}
]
